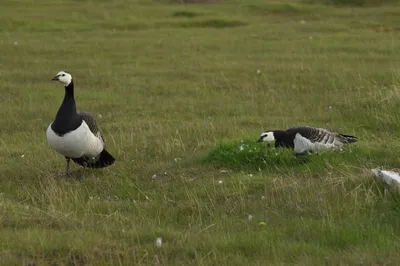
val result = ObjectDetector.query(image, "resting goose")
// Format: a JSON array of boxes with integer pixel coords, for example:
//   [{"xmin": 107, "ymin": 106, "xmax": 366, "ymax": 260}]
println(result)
[
  {"xmin": 257, "ymin": 126, "xmax": 357, "ymax": 155},
  {"xmin": 46, "ymin": 71, "xmax": 115, "ymax": 176}
]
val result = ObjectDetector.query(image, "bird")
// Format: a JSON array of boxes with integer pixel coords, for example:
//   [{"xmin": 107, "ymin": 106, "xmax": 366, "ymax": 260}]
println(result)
[
  {"xmin": 372, "ymin": 168, "xmax": 400, "ymax": 190},
  {"xmin": 257, "ymin": 126, "xmax": 357, "ymax": 155},
  {"xmin": 46, "ymin": 71, "xmax": 115, "ymax": 177}
]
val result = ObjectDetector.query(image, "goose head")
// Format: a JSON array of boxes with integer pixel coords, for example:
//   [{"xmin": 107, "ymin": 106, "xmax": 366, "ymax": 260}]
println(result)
[
  {"xmin": 52, "ymin": 71, "xmax": 72, "ymax": 86},
  {"xmin": 257, "ymin": 131, "xmax": 275, "ymax": 143}
]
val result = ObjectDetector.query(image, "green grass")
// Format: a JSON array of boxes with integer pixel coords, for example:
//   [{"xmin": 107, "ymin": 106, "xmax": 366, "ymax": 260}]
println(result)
[
  {"xmin": 306, "ymin": 0, "xmax": 400, "ymax": 6},
  {"xmin": 2, "ymin": 0, "xmax": 400, "ymax": 264},
  {"xmin": 203, "ymin": 138, "xmax": 365, "ymax": 174}
]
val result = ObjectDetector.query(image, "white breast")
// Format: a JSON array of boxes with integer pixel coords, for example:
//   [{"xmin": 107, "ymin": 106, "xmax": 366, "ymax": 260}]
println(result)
[{"xmin": 46, "ymin": 121, "xmax": 104, "ymax": 158}]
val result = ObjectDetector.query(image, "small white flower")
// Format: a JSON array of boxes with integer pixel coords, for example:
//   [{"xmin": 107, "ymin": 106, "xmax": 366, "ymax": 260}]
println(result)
[
  {"xmin": 174, "ymin": 158, "xmax": 181, "ymax": 162},
  {"xmin": 21, "ymin": 154, "xmax": 25, "ymax": 158},
  {"xmin": 309, "ymin": 36, "xmax": 313, "ymax": 40},
  {"xmin": 218, "ymin": 180, "xmax": 223, "ymax": 184},
  {"xmin": 248, "ymin": 174, "xmax": 253, "ymax": 177},
  {"xmin": 256, "ymin": 69, "xmax": 261, "ymax": 75},
  {"xmin": 155, "ymin": 237, "xmax": 162, "ymax": 247},
  {"xmin": 122, "ymin": 229, "xmax": 125, "ymax": 233},
  {"xmin": 152, "ymin": 174, "xmax": 157, "ymax": 180},
  {"xmin": 248, "ymin": 214, "xmax": 253, "ymax": 221},
  {"xmin": 145, "ymin": 196, "xmax": 150, "ymax": 200},
  {"xmin": 220, "ymin": 169, "xmax": 228, "ymax": 173},
  {"xmin": 261, "ymin": 196, "xmax": 266, "ymax": 200},
  {"xmin": 89, "ymin": 196, "xmax": 93, "ymax": 200},
  {"xmin": 98, "ymin": 114, "xmax": 102, "ymax": 118}
]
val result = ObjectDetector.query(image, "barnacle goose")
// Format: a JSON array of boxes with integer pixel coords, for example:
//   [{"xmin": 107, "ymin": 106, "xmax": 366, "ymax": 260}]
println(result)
[
  {"xmin": 46, "ymin": 71, "xmax": 115, "ymax": 176},
  {"xmin": 257, "ymin": 126, "xmax": 357, "ymax": 155}
]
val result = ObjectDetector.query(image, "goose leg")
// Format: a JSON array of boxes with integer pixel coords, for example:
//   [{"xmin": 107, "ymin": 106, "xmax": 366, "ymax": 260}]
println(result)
[
  {"xmin": 82, "ymin": 161, "xmax": 88, "ymax": 179},
  {"xmin": 65, "ymin": 157, "xmax": 71, "ymax": 176}
]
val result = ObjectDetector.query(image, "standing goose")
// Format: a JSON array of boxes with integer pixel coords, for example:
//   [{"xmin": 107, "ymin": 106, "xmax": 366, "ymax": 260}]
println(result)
[
  {"xmin": 257, "ymin": 126, "xmax": 357, "ymax": 154},
  {"xmin": 46, "ymin": 71, "xmax": 115, "ymax": 176}
]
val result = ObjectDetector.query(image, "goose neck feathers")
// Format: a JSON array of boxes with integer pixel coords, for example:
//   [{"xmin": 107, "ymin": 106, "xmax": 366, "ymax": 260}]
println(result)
[{"xmin": 51, "ymin": 80, "xmax": 82, "ymax": 136}]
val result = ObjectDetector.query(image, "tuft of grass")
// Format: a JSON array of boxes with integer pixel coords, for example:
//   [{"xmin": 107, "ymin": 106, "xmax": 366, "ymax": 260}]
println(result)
[
  {"xmin": 203, "ymin": 139, "xmax": 268, "ymax": 170},
  {"xmin": 203, "ymin": 139, "xmax": 365, "ymax": 175},
  {"xmin": 172, "ymin": 10, "xmax": 202, "ymax": 17},
  {"xmin": 203, "ymin": 139, "xmax": 301, "ymax": 172},
  {"xmin": 176, "ymin": 18, "xmax": 247, "ymax": 28},
  {"xmin": 247, "ymin": 3, "xmax": 305, "ymax": 15}
]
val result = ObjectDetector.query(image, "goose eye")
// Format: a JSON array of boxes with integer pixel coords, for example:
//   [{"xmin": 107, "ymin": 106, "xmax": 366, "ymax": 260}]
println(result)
[{"xmin": 62, "ymin": 74, "xmax": 65, "ymax": 76}]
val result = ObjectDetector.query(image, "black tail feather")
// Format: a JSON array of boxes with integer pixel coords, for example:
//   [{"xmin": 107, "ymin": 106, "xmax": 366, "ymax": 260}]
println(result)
[
  {"xmin": 72, "ymin": 150, "xmax": 115, "ymax": 169},
  {"xmin": 340, "ymin": 134, "xmax": 357, "ymax": 143}
]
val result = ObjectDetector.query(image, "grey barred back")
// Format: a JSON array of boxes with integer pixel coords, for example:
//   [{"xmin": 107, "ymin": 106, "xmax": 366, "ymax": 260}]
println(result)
[{"xmin": 287, "ymin": 126, "xmax": 357, "ymax": 145}]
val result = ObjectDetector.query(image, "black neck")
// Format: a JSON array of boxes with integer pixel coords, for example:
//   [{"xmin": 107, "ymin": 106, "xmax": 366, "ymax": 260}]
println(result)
[
  {"xmin": 273, "ymin": 130, "xmax": 293, "ymax": 148},
  {"xmin": 56, "ymin": 80, "xmax": 77, "ymax": 119},
  {"xmin": 64, "ymin": 80, "xmax": 74, "ymax": 99},
  {"xmin": 273, "ymin": 130, "xmax": 287, "ymax": 138},
  {"xmin": 51, "ymin": 80, "xmax": 82, "ymax": 136}
]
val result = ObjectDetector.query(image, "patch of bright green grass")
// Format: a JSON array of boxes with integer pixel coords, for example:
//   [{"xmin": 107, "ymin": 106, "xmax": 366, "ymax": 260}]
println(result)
[
  {"xmin": 204, "ymin": 139, "xmax": 294, "ymax": 171},
  {"xmin": 203, "ymin": 138, "xmax": 366, "ymax": 175}
]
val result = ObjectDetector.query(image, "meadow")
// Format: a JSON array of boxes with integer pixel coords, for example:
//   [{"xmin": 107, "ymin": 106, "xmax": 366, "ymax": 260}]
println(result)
[{"xmin": 2, "ymin": 0, "xmax": 400, "ymax": 264}]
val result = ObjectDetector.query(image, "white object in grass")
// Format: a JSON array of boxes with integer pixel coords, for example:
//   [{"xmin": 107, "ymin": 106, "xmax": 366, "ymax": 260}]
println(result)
[
  {"xmin": 155, "ymin": 237, "xmax": 162, "ymax": 247},
  {"xmin": 372, "ymin": 168, "xmax": 400, "ymax": 188}
]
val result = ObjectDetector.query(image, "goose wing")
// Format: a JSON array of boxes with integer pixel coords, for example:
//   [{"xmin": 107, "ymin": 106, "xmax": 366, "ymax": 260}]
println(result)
[
  {"xmin": 78, "ymin": 111, "xmax": 105, "ymax": 143},
  {"xmin": 293, "ymin": 133, "xmax": 313, "ymax": 154},
  {"xmin": 293, "ymin": 132, "xmax": 336, "ymax": 153},
  {"xmin": 288, "ymin": 127, "xmax": 336, "ymax": 145}
]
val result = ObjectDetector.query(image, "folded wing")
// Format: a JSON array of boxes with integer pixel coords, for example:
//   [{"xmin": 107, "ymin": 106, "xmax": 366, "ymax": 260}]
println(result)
[{"xmin": 78, "ymin": 111, "xmax": 105, "ymax": 144}]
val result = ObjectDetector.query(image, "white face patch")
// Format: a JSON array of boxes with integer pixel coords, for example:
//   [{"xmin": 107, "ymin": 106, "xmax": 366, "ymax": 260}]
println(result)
[
  {"xmin": 54, "ymin": 71, "xmax": 72, "ymax": 86},
  {"xmin": 260, "ymin": 132, "xmax": 275, "ymax": 142}
]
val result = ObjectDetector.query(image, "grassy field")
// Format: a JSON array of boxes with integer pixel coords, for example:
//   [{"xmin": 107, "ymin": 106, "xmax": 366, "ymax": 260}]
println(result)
[{"xmin": 2, "ymin": 0, "xmax": 400, "ymax": 264}]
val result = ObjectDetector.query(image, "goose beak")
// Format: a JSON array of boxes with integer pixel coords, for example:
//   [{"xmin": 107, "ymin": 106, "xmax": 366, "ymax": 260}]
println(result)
[
  {"xmin": 256, "ymin": 137, "xmax": 263, "ymax": 143},
  {"xmin": 52, "ymin": 75, "xmax": 60, "ymax": 81}
]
